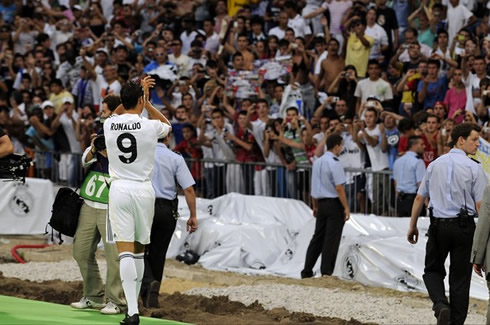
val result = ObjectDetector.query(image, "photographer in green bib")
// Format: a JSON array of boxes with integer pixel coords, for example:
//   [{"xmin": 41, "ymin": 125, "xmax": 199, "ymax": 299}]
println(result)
[{"xmin": 70, "ymin": 94, "xmax": 126, "ymax": 315}]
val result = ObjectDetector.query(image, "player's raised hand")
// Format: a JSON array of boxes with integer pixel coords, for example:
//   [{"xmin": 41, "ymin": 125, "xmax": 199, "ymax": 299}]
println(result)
[{"xmin": 140, "ymin": 76, "xmax": 156, "ymax": 101}]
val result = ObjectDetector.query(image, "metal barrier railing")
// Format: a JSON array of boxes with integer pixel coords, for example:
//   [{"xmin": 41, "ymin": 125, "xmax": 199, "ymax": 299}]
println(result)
[
  {"xmin": 184, "ymin": 158, "xmax": 396, "ymax": 216},
  {"xmin": 32, "ymin": 150, "xmax": 83, "ymax": 187},
  {"xmin": 31, "ymin": 151, "xmax": 397, "ymax": 216}
]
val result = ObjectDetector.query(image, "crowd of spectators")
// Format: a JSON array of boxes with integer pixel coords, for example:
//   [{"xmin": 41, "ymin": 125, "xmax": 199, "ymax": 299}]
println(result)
[{"xmin": 0, "ymin": 0, "xmax": 489, "ymax": 213}]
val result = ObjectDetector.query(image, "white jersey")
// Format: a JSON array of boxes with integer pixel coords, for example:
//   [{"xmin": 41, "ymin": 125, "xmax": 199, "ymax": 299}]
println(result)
[{"xmin": 104, "ymin": 113, "xmax": 170, "ymax": 182}]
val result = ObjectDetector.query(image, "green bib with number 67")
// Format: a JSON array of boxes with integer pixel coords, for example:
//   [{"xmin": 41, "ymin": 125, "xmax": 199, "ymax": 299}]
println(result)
[{"xmin": 80, "ymin": 170, "xmax": 111, "ymax": 204}]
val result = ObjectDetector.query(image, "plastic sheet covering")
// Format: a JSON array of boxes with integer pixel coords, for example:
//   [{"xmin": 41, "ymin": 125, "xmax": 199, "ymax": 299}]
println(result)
[{"xmin": 168, "ymin": 193, "xmax": 488, "ymax": 300}]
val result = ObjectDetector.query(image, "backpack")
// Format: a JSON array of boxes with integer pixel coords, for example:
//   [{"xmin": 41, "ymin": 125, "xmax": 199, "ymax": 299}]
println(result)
[{"xmin": 48, "ymin": 187, "xmax": 84, "ymax": 238}]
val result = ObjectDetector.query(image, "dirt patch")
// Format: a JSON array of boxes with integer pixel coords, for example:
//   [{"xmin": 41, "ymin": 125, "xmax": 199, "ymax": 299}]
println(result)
[{"xmin": 0, "ymin": 272, "xmax": 368, "ymax": 324}]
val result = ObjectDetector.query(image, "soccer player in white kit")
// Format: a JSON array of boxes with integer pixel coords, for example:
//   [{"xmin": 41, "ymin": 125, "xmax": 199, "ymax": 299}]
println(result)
[{"xmin": 104, "ymin": 76, "xmax": 171, "ymax": 325}]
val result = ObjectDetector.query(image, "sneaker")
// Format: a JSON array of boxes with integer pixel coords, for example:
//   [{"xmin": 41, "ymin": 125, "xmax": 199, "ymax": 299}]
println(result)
[
  {"xmin": 70, "ymin": 297, "xmax": 105, "ymax": 309},
  {"xmin": 120, "ymin": 313, "xmax": 139, "ymax": 325},
  {"xmin": 101, "ymin": 301, "xmax": 121, "ymax": 315}
]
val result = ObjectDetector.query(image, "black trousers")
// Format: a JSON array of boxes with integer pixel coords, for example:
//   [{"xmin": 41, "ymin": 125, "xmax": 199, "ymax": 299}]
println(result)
[
  {"xmin": 302, "ymin": 198, "xmax": 345, "ymax": 277},
  {"xmin": 397, "ymin": 193, "xmax": 416, "ymax": 217},
  {"xmin": 143, "ymin": 198, "xmax": 177, "ymax": 287},
  {"xmin": 423, "ymin": 218, "xmax": 475, "ymax": 325}
]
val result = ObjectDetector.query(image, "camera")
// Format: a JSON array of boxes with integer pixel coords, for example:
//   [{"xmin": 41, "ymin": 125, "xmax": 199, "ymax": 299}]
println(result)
[
  {"xmin": 93, "ymin": 135, "xmax": 106, "ymax": 151},
  {"xmin": 367, "ymin": 101, "xmax": 376, "ymax": 108}
]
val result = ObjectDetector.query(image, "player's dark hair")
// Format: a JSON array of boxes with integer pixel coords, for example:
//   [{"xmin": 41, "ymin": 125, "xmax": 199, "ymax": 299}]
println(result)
[
  {"xmin": 327, "ymin": 134, "xmax": 343, "ymax": 151},
  {"xmin": 120, "ymin": 81, "xmax": 143, "ymax": 110},
  {"xmin": 102, "ymin": 94, "xmax": 121, "ymax": 112}
]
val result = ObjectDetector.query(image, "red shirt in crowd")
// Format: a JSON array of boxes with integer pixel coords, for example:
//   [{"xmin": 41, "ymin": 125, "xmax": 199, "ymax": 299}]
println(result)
[
  {"xmin": 173, "ymin": 137, "xmax": 203, "ymax": 180},
  {"xmin": 421, "ymin": 133, "xmax": 438, "ymax": 167}
]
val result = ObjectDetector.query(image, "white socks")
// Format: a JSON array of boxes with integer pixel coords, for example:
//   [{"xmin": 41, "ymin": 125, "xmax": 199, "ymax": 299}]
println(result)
[
  {"xmin": 134, "ymin": 253, "xmax": 145, "ymax": 298},
  {"xmin": 119, "ymin": 252, "xmax": 139, "ymax": 316}
]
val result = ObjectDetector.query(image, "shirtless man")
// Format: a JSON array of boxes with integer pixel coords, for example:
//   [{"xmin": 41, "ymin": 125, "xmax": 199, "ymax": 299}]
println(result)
[
  {"xmin": 317, "ymin": 38, "xmax": 345, "ymax": 92},
  {"xmin": 224, "ymin": 33, "xmax": 254, "ymax": 71}
]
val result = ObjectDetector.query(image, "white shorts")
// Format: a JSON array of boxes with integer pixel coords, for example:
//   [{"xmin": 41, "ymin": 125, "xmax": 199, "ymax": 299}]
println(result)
[{"xmin": 107, "ymin": 179, "xmax": 155, "ymax": 245}]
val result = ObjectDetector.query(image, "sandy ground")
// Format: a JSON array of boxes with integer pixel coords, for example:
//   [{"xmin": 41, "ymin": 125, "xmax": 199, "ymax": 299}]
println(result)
[{"xmin": 0, "ymin": 235, "xmax": 487, "ymax": 324}]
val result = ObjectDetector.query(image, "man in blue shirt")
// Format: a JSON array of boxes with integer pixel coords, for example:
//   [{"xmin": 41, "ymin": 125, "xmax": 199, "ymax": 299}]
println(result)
[
  {"xmin": 393, "ymin": 135, "xmax": 425, "ymax": 217},
  {"xmin": 407, "ymin": 123, "xmax": 487, "ymax": 325},
  {"xmin": 417, "ymin": 59, "xmax": 448, "ymax": 110},
  {"xmin": 301, "ymin": 134, "xmax": 350, "ymax": 278},
  {"xmin": 141, "ymin": 135, "xmax": 198, "ymax": 308}
]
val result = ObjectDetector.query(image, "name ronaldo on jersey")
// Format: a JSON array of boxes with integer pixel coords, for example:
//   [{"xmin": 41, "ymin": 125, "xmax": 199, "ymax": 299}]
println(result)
[{"xmin": 110, "ymin": 122, "xmax": 142, "ymax": 131}]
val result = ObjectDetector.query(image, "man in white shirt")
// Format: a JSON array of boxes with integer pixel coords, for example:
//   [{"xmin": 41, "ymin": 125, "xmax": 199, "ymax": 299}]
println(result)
[
  {"xmin": 398, "ymin": 28, "xmax": 432, "ymax": 62},
  {"xmin": 168, "ymin": 39, "xmax": 191, "ymax": 78},
  {"xmin": 359, "ymin": 107, "xmax": 390, "ymax": 215},
  {"xmin": 338, "ymin": 119, "xmax": 366, "ymax": 213},
  {"xmin": 284, "ymin": 1, "xmax": 312, "ymax": 38},
  {"xmin": 49, "ymin": 96, "xmax": 81, "ymax": 186},
  {"xmin": 83, "ymin": 51, "xmax": 122, "ymax": 111},
  {"xmin": 180, "ymin": 16, "xmax": 198, "ymax": 55},
  {"xmin": 269, "ymin": 11, "xmax": 289, "ymax": 40},
  {"xmin": 365, "ymin": 8, "xmax": 389, "ymax": 60},
  {"xmin": 104, "ymin": 77, "xmax": 171, "ymax": 325},
  {"xmin": 463, "ymin": 56, "xmax": 489, "ymax": 114},
  {"xmin": 203, "ymin": 19, "xmax": 220, "ymax": 55},
  {"xmin": 354, "ymin": 60, "xmax": 393, "ymax": 113},
  {"xmin": 446, "ymin": 0, "xmax": 476, "ymax": 46},
  {"xmin": 199, "ymin": 108, "xmax": 235, "ymax": 197}
]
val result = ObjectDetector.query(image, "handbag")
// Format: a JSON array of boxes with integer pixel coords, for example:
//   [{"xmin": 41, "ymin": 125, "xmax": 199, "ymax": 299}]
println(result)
[{"xmin": 49, "ymin": 187, "xmax": 84, "ymax": 237}]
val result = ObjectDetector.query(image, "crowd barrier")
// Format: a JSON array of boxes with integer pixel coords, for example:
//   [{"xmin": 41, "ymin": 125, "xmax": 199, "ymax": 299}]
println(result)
[{"xmin": 31, "ymin": 151, "xmax": 398, "ymax": 216}]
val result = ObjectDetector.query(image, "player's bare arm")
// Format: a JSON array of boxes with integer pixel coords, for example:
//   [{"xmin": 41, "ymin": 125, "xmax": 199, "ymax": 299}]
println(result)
[{"xmin": 141, "ymin": 76, "xmax": 172, "ymax": 128}]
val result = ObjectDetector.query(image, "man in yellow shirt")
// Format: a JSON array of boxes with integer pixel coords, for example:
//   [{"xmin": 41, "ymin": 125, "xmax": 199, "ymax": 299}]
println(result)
[
  {"xmin": 345, "ymin": 19, "xmax": 374, "ymax": 78},
  {"xmin": 48, "ymin": 79, "xmax": 74, "ymax": 114}
]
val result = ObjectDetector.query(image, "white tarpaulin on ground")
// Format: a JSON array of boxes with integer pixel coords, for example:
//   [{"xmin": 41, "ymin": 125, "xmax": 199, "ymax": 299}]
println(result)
[
  {"xmin": 0, "ymin": 178, "xmax": 54, "ymax": 234},
  {"xmin": 168, "ymin": 193, "xmax": 489, "ymax": 300}
]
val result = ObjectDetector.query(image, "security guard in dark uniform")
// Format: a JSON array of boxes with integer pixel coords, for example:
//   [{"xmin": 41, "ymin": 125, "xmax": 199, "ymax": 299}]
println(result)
[
  {"xmin": 301, "ymin": 134, "xmax": 350, "ymax": 278},
  {"xmin": 407, "ymin": 123, "xmax": 487, "ymax": 325},
  {"xmin": 140, "ymin": 135, "xmax": 198, "ymax": 308},
  {"xmin": 393, "ymin": 135, "xmax": 426, "ymax": 217}
]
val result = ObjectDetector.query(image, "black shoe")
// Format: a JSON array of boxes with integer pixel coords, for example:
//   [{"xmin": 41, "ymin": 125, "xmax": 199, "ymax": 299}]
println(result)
[
  {"xmin": 436, "ymin": 307, "xmax": 450, "ymax": 325},
  {"xmin": 300, "ymin": 270, "xmax": 314, "ymax": 279},
  {"xmin": 120, "ymin": 313, "xmax": 139, "ymax": 325},
  {"xmin": 147, "ymin": 280, "xmax": 160, "ymax": 308}
]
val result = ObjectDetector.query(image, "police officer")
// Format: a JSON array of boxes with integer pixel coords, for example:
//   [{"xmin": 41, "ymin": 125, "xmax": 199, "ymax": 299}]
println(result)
[
  {"xmin": 140, "ymin": 135, "xmax": 198, "ymax": 308},
  {"xmin": 407, "ymin": 123, "xmax": 487, "ymax": 325},
  {"xmin": 393, "ymin": 136, "xmax": 426, "ymax": 217},
  {"xmin": 301, "ymin": 134, "xmax": 350, "ymax": 278}
]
